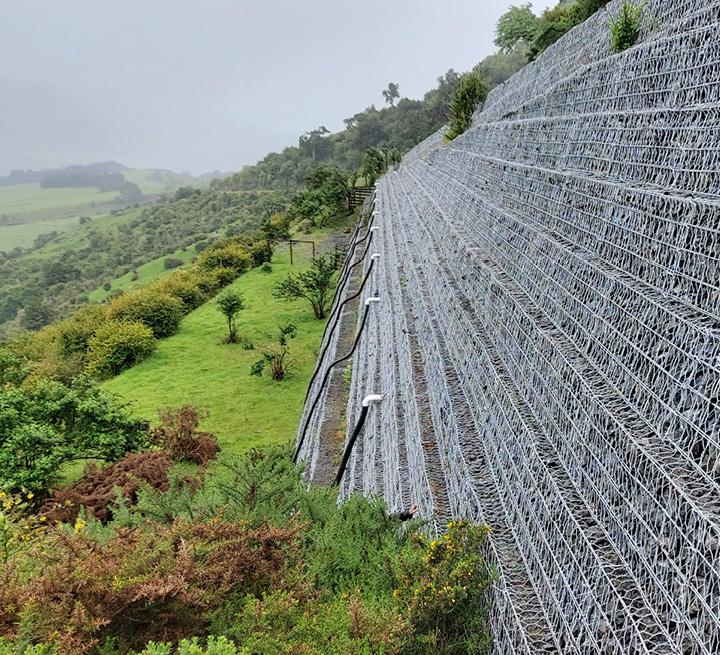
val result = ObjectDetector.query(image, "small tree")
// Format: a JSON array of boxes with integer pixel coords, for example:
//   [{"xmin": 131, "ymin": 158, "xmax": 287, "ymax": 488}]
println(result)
[
  {"xmin": 360, "ymin": 148, "xmax": 386, "ymax": 186},
  {"xmin": 495, "ymin": 3, "xmax": 538, "ymax": 52},
  {"xmin": 273, "ymin": 254, "xmax": 338, "ymax": 320},
  {"xmin": 217, "ymin": 289, "xmax": 245, "ymax": 344},
  {"xmin": 445, "ymin": 74, "xmax": 488, "ymax": 141},
  {"xmin": 250, "ymin": 323, "xmax": 297, "ymax": 381},
  {"xmin": 382, "ymin": 82, "xmax": 400, "ymax": 107},
  {"xmin": 610, "ymin": 1, "xmax": 642, "ymax": 53}
]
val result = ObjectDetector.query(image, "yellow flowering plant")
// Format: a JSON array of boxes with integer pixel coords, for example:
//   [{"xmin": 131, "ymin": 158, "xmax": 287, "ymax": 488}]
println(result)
[{"xmin": 394, "ymin": 520, "xmax": 496, "ymax": 654}]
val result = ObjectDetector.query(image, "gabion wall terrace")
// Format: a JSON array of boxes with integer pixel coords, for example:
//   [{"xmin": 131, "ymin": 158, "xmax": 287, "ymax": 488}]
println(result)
[{"xmin": 298, "ymin": 0, "xmax": 720, "ymax": 652}]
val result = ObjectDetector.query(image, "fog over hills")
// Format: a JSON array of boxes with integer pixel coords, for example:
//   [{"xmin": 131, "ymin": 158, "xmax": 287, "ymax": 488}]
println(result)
[{"xmin": 0, "ymin": 0, "xmax": 552, "ymax": 175}]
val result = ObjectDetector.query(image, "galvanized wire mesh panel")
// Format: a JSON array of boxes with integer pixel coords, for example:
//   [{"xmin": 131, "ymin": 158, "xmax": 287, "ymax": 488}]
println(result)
[{"xmin": 298, "ymin": 0, "xmax": 720, "ymax": 651}]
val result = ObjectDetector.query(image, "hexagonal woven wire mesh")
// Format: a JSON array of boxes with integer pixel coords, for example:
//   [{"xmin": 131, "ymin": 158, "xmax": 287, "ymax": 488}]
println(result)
[{"xmin": 298, "ymin": 1, "xmax": 720, "ymax": 651}]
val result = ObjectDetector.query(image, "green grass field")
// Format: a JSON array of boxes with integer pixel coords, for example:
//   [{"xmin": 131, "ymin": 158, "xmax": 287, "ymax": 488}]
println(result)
[
  {"xmin": 88, "ymin": 246, "xmax": 198, "ymax": 302},
  {"xmin": 0, "ymin": 183, "xmax": 121, "ymax": 249},
  {"xmin": 0, "ymin": 183, "xmax": 119, "ymax": 216},
  {"xmin": 0, "ymin": 170, "xmax": 210, "ymax": 250},
  {"xmin": 0, "ymin": 215, "xmax": 81, "ymax": 250},
  {"xmin": 103, "ymin": 218, "xmax": 351, "ymax": 453}
]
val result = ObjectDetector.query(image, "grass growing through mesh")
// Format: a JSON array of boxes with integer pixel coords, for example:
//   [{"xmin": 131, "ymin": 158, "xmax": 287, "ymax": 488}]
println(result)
[{"xmin": 103, "ymin": 218, "xmax": 351, "ymax": 454}]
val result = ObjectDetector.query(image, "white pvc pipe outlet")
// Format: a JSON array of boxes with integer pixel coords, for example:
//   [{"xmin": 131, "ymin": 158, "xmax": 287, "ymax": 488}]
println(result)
[
  {"xmin": 370, "ymin": 253, "xmax": 381, "ymax": 261},
  {"xmin": 365, "ymin": 296, "xmax": 381, "ymax": 305},
  {"xmin": 362, "ymin": 394, "xmax": 384, "ymax": 407}
]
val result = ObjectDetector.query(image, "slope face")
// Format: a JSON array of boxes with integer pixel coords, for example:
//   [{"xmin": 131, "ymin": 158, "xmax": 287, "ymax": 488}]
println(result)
[{"xmin": 302, "ymin": 0, "xmax": 720, "ymax": 652}]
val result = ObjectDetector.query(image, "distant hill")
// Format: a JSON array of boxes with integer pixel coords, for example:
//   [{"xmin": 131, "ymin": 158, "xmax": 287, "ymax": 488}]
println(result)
[{"xmin": 0, "ymin": 161, "xmax": 128, "ymax": 187}]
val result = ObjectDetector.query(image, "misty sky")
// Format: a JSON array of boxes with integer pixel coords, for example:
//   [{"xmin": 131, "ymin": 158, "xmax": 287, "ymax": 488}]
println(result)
[{"xmin": 0, "ymin": 1, "xmax": 552, "ymax": 175}]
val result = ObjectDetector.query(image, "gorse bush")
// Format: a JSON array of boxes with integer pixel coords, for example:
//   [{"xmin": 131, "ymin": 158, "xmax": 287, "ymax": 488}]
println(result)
[
  {"xmin": 610, "ymin": 1, "xmax": 642, "ymax": 53},
  {"xmin": 197, "ymin": 241, "xmax": 252, "ymax": 276},
  {"xmin": 152, "ymin": 271, "xmax": 208, "ymax": 312},
  {"xmin": 109, "ymin": 289, "xmax": 184, "ymax": 338},
  {"xmin": 0, "ymin": 447, "xmax": 495, "ymax": 653},
  {"xmin": 445, "ymin": 74, "xmax": 487, "ymax": 141},
  {"xmin": 86, "ymin": 321, "xmax": 156, "ymax": 378},
  {"xmin": 135, "ymin": 636, "xmax": 238, "ymax": 655},
  {"xmin": 56, "ymin": 305, "xmax": 110, "ymax": 357}
]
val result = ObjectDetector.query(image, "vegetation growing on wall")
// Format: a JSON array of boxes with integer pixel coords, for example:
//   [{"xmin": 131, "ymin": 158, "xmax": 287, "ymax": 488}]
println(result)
[
  {"xmin": 610, "ymin": 1, "xmax": 643, "ymax": 52},
  {"xmin": 445, "ymin": 74, "xmax": 488, "ymax": 141},
  {"xmin": 495, "ymin": 1, "xmax": 612, "ymax": 60}
]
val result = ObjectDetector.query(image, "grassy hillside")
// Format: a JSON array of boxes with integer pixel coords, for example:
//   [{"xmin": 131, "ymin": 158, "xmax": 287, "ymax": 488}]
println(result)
[
  {"xmin": 0, "ymin": 169, "xmax": 214, "ymax": 251},
  {"xmin": 0, "ymin": 184, "xmax": 121, "ymax": 249},
  {"xmin": 103, "ymin": 221, "xmax": 348, "ymax": 452},
  {"xmin": 123, "ymin": 168, "xmax": 211, "ymax": 195},
  {"xmin": 0, "ymin": 189, "xmax": 287, "ymax": 332},
  {"xmin": 87, "ymin": 245, "xmax": 198, "ymax": 302}
]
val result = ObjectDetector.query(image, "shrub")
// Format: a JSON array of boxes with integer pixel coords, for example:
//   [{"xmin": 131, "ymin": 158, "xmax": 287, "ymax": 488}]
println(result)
[
  {"xmin": 5, "ymin": 520, "xmax": 297, "ymax": 652},
  {"xmin": 136, "ymin": 637, "xmax": 238, "ymax": 655},
  {"xmin": 38, "ymin": 451, "xmax": 172, "ymax": 524},
  {"xmin": 273, "ymin": 254, "xmax": 338, "ymax": 320},
  {"xmin": 297, "ymin": 219, "xmax": 314, "ymax": 234},
  {"xmin": 610, "ymin": 1, "xmax": 642, "ymax": 52},
  {"xmin": 225, "ymin": 591, "xmax": 410, "ymax": 655},
  {"xmin": 163, "ymin": 257, "xmax": 184, "ymax": 270},
  {"xmin": 395, "ymin": 520, "xmax": 496, "ymax": 654},
  {"xmin": 360, "ymin": 148, "xmax": 386, "ymax": 187},
  {"xmin": 445, "ymin": 74, "xmax": 487, "ymax": 141},
  {"xmin": 103, "ymin": 282, "xmax": 112, "ymax": 291},
  {"xmin": 261, "ymin": 262, "xmax": 272, "ymax": 273},
  {"xmin": 262, "ymin": 212, "xmax": 291, "ymax": 242},
  {"xmin": 250, "ymin": 323, "xmax": 297, "ymax": 381},
  {"xmin": 216, "ymin": 289, "xmax": 246, "ymax": 344},
  {"xmin": 153, "ymin": 271, "xmax": 207, "ymax": 311},
  {"xmin": 109, "ymin": 290, "xmax": 184, "ymax": 338},
  {"xmin": 208, "ymin": 266, "xmax": 238, "ymax": 289},
  {"xmin": 197, "ymin": 242, "xmax": 252, "ymax": 275},
  {"xmin": 249, "ymin": 240, "xmax": 273, "ymax": 267},
  {"xmin": 151, "ymin": 406, "xmax": 219, "ymax": 466},
  {"xmin": 86, "ymin": 320, "xmax": 156, "ymax": 378},
  {"xmin": 0, "ymin": 376, "xmax": 148, "ymax": 497},
  {"xmin": 56, "ymin": 304, "xmax": 109, "ymax": 356}
]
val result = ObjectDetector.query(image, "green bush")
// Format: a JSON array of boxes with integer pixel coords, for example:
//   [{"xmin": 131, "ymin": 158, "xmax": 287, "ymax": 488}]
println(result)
[
  {"xmin": 152, "ymin": 271, "xmax": 207, "ymax": 311},
  {"xmin": 445, "ymin": 74, "xmax": 487, "ymax": 141},
  {"xmin": 197, "ymin": 242, "xmax": 252, "ymax": 275},
  {"xmin": 0, "ymin": 375, "xmax": 147, "ymax": 495},
  {"xmin": 249, "ymin": 240, "xmax": 273, "ymax": 267},
  {"xmin": 163, "ymin": 257, "xmax": 184, "ymax": 270},
  {"xmin": 109, "ymin": 289, "xmax": 184, "ymax": 338},
  {"xmin": 86, "ymin": 320, "xmax": 157, "ymax": 378},
  {"xmin": 0, "ymin": 446, "xmax": 494, "ymax": 653},
  {"xmin": 135, "ymin": 637, "xmax": 238, "ymax": 655},
  {"xmin": 610, "ymin": 1, "xmax": 642, "ymax": 52},
  {"xmin": 55, "ymin": 304, "xmax": 109, "ymax": 356},
  {"xmin": 209, "ymin": 266, "xmax": 239, "ymax": 288}
]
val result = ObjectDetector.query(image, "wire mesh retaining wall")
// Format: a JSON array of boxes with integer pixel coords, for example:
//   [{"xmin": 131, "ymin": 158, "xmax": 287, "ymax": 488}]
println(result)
[
  {"xmin": 294, "ymin": 196, "xmax": 376, "ymax": 479},
  {"xmin": 295, "ymin": 0, "xmax": 720, "ymax": 651}
]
